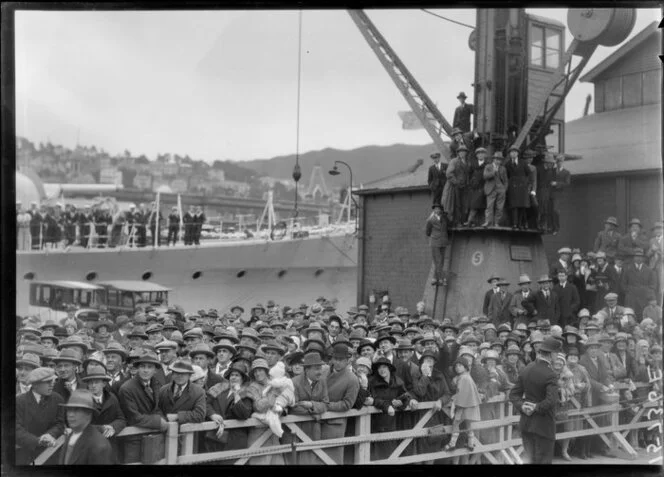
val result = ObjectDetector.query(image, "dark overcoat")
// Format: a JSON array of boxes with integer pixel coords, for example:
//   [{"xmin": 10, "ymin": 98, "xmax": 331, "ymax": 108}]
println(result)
[
  {"xmin": 412, "ymin": 368, "xmax": 452, "ymax": 454},
  {"xmin": 508, "ymin": 360, "xmax": 559, "ymax": 441},
  {"xmin": 205, "ymin": 382, "xmax": 253, "ymax": 453},
  {"xmin": 468, "ymin": 158, "xmax": 489, "ymax": 209},
  {"xmin": 368, "ymin": 374, "xmax": 410, "ymax": 461},
  {"xmin": 505, "ymin": 159, "xmax": 532, "ymax": 208},
  {"xmin": 57, "ymin": 423, "xmax": 114, "ymax": 465},
  {"xmin": 157, "ymin": 382, "xmax": 206, "ymax": 424},
  {"xmin": 15, "ymin": 391, "xmax": 65, "ymax": 465}
]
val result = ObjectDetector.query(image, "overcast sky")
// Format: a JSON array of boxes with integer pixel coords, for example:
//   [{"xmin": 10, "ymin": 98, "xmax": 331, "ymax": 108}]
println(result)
[{"xmin": 15, "ymin": 8, "xmax": 660, "ymax": 162}]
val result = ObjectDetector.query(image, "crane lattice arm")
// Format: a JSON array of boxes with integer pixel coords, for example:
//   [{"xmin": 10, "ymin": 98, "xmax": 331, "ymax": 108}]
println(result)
[{"xmin": 348, "ymin": 10, "xmax": 454, "ymax": 160}]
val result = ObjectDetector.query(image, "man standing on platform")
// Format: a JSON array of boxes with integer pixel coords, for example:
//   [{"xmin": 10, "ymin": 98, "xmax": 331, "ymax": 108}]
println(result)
[
  {"xmin": 425, "ymin": 204, "xmax": 449, "ymax": 287},
  {"xmin": 443, "ymin": 144, "xmax": 471, "ymax": 225},
  {"xmin": 505, "ymin": 145, "xmax": 531, "ymax": 230},
  {"xmin": 452, "ymin": 91, "xmax": 474, "ymax": 134},
  {"xmin": 167, "ymin": 206, "xmax": 180, "ymax": 246},
  {"xmin": 193, "ymin": 206, "xmax": 206, "ymax": 245},
  {"xmin": 427, "ymin": 152, "xmax": 446, "ymax": 207},
  {"xmin": 466, "ymin": 147, "xmax": 488, "ymax": 227},
  {"xmin": 622, "ymin": 249, "xmax": 657, "ymax": 319},
  {"xmin": 554, "ymin": 270, "xmax": 580, "ymax": 328},
  {"xmin": 183, "ymin": 205, "xmax": 195, "ymax": 246},
  {"xmin": 594, "ymin": 217, "xmax": 622, "ymax": 261},
  {"xmin": 482, "ymin": 151, "xmax": 508, "ymax": 227},
  {"xmin": 551, "ymin": 154, "xmax": 571, "ymax": 235},
  {"xmin": 508, "ymin": 336, "xmax": 560, "ymax": 464}
]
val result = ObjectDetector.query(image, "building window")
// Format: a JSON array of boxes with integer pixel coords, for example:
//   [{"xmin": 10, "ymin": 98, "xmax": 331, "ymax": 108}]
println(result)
[
  {"xmin": 622, "ymin": 72, "xmax": 642, "ymax": 108},
  {"xmin": 530, "ymin": 24, "xmax": 561, "ymax": 70}
]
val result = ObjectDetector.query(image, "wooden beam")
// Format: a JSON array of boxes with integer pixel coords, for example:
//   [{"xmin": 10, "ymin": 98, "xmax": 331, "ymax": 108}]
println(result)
[
  {"xmin": 235, "ymin": 428, "xmax": 276, "ymax": 465},
  {"xmin": 285, "ymin": 423, "xmax": 337, "ymax": 465},
  {"xmin": 354, "ymin": 412, "xmax": 371, "ymax": 464},
  {"xmin": 387, "ymin": 409, "xmax": 434, "ymax": 460}
]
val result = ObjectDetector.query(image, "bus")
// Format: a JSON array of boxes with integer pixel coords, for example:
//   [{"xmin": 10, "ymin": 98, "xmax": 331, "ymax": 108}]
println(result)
[
  {"xmin": 97, "ymin": 280, "xmax": 171, "ymax": 316},
  {"xmin": 28, "ymin": 280, "xmax": 106, "ymax": 324}
]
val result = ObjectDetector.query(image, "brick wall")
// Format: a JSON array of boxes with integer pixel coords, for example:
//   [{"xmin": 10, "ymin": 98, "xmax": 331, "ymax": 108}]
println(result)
[{"xmin": 360, "ymin": 190, "xmax": 432, "ymax": 311}]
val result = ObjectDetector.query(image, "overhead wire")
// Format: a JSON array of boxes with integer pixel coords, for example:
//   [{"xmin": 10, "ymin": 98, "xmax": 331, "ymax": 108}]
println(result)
[
  {"xmin": 420, "ymin": 9, "xmax": 475, "ymax": 30},
  {"xmin": 292, "ymin": 10, "xmax": 304, "ymax": 220}
]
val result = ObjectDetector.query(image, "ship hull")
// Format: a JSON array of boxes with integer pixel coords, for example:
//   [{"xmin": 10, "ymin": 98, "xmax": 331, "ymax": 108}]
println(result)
[{"xmin": 16, "ymin": 234, "xmax": 358, "ymax": 316}]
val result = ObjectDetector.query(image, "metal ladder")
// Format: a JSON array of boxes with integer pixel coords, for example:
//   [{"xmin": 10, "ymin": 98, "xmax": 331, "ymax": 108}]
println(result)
[{"xmin": 348, "ymin": 10, "xmax": 454, "ymax": 159}]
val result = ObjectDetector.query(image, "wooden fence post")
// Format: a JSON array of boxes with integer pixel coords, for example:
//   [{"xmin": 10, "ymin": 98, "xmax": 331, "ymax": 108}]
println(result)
[
  {"xmin": 354, "ymin": 412, "xmax": 371, "ymax": 464},
  {"xmin": 164, "ymin": 422, "xmax": 179, "ymax": 464}
]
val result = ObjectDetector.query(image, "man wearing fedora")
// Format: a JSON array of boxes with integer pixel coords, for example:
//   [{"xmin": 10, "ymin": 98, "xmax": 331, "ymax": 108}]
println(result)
[
  {"xmin": 594, "ymin": 217, "xmax": 622, "ymax": 261},
  {"xmin": 509, "ymin": 274, "xmax": 537, "ymax": 326},
  {"xmin": 427, "ymin": 151, "xmax": 446, "ymax": 207},
  {"xmin": 551, "ymin": 154, "xmax": 571, "ymax": 235},
  {"xmin": 189, "ymin": 343, "xmax": 224, "ymax": 391},
  {"xmin": 425, "ymin": 204, "xmax": 450, "ymax": 286},
  {"xmin": 291, "ymin": 351, "xmax": 330, "ymax": 465},
  {"xmin": 16, "ymin": 367, "xmax": 66, "ymax": 465},
  {"xmin": 508, "ymin": 336, "xmax": 561, "ymax": 464},
  {"xmin": 53, "ymin": 349, "xmax": 88, "ymax": 402},
  {"xmin": 453, "ymin": 91, "xmax": 475, "ymax": 133},
  {"xmin": 618, "ymin": 218, "xmax": 649, "ymax": 260},
  {"xmin": 505, "ymin": 145, "xmax": 532, "ymax": 230},
  {"xmin": 482, "ymin": 150, "xmax": 508, "ymax": 227},
  {"xmin": 532, "ymin": 275, "xmax": 560, "ymax": 326},
  {"xmin": 466, "ymin": 146, "xmax": 489, "ymax": 227},
  {"xmin": 157, "ymin": 359, "xmax": 206, "ymax": 425},
  {"xmin": 442, "ymin": 143, "xmax": 471, "ymax": 226},
  {"xmin": 57, "ymin": 389, "xmax": 114, "ymax": 464},
  {"xmin": 488, "ymin": 279, "xmax": 513, "ymax": 326},
  {"xmin": 622, "ymin": 248, "xmax": 657, "ymax": 319},
  {"xmin": 554, "ymin": 270, "xmax": 580, "ymax": 328},
  {"xmin": 323, "ymin": 343, "xmax": 361, "ymax": 464},
  {"xmin": 535, "ymin": 153, "xmax": 557, "ymax": 232},
  {"xmin": 118, "ymin": 351, "xmax": 169, "ymax": 463}
]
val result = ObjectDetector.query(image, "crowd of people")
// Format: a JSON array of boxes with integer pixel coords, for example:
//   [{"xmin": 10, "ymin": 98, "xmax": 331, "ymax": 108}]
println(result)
[
  {"xmin": 15, "ymin": 253, "xmax": 662, "ymax": 466},
  {"xmin": 16, "ymin": 201, "xmax": 207, "ymax": 250}
]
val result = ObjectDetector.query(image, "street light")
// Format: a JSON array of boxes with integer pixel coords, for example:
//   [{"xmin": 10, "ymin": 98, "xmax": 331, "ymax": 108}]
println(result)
[{"xmin": 328, "ymin": 160, "xmax": 358, "ymax": 232}]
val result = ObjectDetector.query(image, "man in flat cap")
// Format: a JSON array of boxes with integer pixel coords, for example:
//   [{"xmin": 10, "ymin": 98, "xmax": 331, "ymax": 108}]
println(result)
[
  {"xmin": 452, "ymin": 91, "xmax": 475, "ymax": 134},
  {"xmin": 427, "ymin": 151, "xmax": 446, "ymax": 207},
  {"xmin": 16, "ymin": 367, "xmax": 65, "ymax": 464}
]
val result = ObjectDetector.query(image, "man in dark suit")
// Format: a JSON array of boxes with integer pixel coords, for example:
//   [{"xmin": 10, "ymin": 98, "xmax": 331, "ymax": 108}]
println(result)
[
  {"xmin": 505, "ymin": 145, "xmax": 532, "ymax": 230},
  {"xmin": 16, "ymin": 367, "xmax": 65, "ymax": 465},
  {"xmin": 483, "ymin": 275, "xmax": 502, "ymax": 316},
  {"xmin": 154, "ymin": 339, "xmax": 178, "ymax": 387},
  {"xmin": 579, "ymin": 335, "xmax": 615, "ymax": 457},
  {"xmin": 530, "ymin": 275, "xmax": 561, "ymax": 325},
  {"xmin": 621, "ymin": 248, "xmax": 657, "ymax": 319},
  {"xmin": 488, "ymin": 279, "xmax": 513, "ymax": 326},
  {"xmin": 452, "ymin": 91, "xmax": 474, "ymax": 133},
  {"xmin": 425, "ymin": 205, "xmax": 450, "ymax": 286},
  {"xmin": 508, "ymin": 337, "xmax": 560, "ymax": 464},
  {"xmin": 607, "ymin": 254, "xmax": 627, "ymax": 303},
  {"xmin": 57, "ymin": 389, "xmax": 115, "ymax": 464},
  {"xmin": 427, "ymin": 152, "xmax": 446, "ymax": 207},
  {"xmin": 553, "ymin": 270, "xmax": 580, "ymax": 328},
  {"xmin": 551, "ymin": 154, "xmax": 571, "ymax": 235},
  {"xmin": 189, "ymin": 343, "xmax": 224, "ymax": 391},
  {"xmin": 183, "ymin": 205, "xmax": 195, "ymax": 246},
  {"xmin": 550, "ymin": 247, "xmax": 572, "ymax": 286},
  {"xmin": 193, "ymin": 206, "xmax": 206, "ymax": 245},
  {"xmin": 157, "ymin": 359, "xmax": 206, "ymax": 425},
  {"xmin": 117, "ymin": 352, "xmax": 168, "ymax": 463},
  {"xmin": 482, "ymin": 151, "xmax": 508, "ymax": 227},
  {"xmin": 53, "ymin": 349, "xmax": 88, "ymax": 402}
]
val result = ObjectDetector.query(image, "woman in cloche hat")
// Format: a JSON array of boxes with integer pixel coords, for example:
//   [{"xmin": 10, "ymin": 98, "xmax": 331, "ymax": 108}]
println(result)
[{"xmin": 446, "ymin": 358, "xmax": 481, "ymax": 451}]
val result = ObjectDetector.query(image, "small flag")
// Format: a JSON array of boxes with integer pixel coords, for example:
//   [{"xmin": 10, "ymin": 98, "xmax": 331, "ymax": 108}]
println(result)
[{"xmin": 398, "ymin": 111, "xmax": 425, "ymax": 130}]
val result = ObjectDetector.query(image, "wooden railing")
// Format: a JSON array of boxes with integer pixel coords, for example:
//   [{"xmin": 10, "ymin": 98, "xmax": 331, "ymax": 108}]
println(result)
[{"xmin": 31, "ymin": 381, "xmax": 662, "ymax": 465}]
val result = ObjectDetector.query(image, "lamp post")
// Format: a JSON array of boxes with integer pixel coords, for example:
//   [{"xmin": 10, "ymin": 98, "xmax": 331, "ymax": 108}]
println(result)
[{"xmin": 328, "ymin": 160, "xmax": 358, "ymax": 232}]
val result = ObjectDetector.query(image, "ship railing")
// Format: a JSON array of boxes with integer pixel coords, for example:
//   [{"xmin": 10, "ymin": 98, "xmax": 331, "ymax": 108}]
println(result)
[{"xmin": 31, "ymin": 381, "xmax": 662, "ymax": 465}]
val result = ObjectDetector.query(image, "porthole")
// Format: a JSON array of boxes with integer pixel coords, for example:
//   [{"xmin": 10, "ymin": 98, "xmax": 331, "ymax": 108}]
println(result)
[
  {"xmin": 236, "ymin": 270, "xmax": 246, "ymax": 278},
  {"xmin": 141, "ymin": 271, "xmax": 153, "ymax": 281},
  {"xmin": 24, "ymin": 272, "xmax": 35, "ymax": 280},
  {"xmin": 192, "ymin": 271, "xmax": 203, "ymax": 280},
  {"xmin": 277, "ymin": 269, "xmax": 287, "ymax": 278},
  {"xmin": 314, "ymin": 268, "xmax": 324, "ymax": 277},
  {"xmin": 85, "ymin": 271, "xmax": 97, "ymax": 281}
]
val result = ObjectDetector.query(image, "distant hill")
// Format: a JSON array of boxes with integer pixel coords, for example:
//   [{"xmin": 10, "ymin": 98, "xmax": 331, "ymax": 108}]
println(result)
[{"xmin": 239, "ymin": 143, "xmax": 438, "ymax": 187}]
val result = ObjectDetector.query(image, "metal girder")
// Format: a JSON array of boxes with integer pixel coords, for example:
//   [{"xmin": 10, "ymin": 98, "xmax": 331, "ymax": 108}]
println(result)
[
  {"xmin": 513, "ymin": 38, "xmax": 598, "ymax": 151},
  {"xmin": 348, "ymin": 10, "xmax": 453, "ymax": 160}
]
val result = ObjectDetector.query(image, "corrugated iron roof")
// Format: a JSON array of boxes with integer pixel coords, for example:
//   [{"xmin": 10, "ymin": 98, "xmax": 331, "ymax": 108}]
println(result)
[
  {"xmin": 564, "ymin": 102, "xmax": 661, "ymax": 176},
  {"xmin": 580, "ymin": 21, "xmax": 659, "ymax": 84}
]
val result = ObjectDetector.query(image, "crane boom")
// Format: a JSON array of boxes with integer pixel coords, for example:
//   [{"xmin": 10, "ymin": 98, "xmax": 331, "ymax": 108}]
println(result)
[{"xmin": 348, "ymin": 10, "xmax": 453, "ymax": 160}]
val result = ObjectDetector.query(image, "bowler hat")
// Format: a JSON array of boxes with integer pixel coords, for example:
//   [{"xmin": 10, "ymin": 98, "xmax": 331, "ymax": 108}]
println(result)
[
  {"xmin": 372, "ymin": 357, "xmax": 396, "ymax": 374},
  {"xmin": 27, "ymin": 366, "xmax": 58, "ymax": 385},
  {"xmin": 59, "ymin": 389, "xmax": 98, "ymax": 413},
  {"xmin": 54, "ymin": 348, "xmax": 83, "ymax": 365},
  {"xmin": 102, "ymin": 341, "xmax": 128, "ymax": 359},
  {"xmin": 492, "ymin": 151, "xmax": 504, "ymax": 160},
  {"xmin": 457, "ymin": 91, "xmax": 467, "ymax": 99},
  {"xmin": 302, "ymin": 352, "xmax": 325, "ymax": 367},
  {"xmin": 212, "ymin": 342, "xmax": 237, "ymax": 355},
  {"xmin": 539, "ymin": 337, "xmax": 563, "ymax": 354},
  {"xmin": 169, "ymin": 359, "xmax": 195, "ymax": 374},
  {"xmin": 331, "ymin": 344, "xmax": 352, "ymax": 359},
  {"xmin": 374, "ymin": 333, "xmax": 397, "ymax": 346},
  {"xmin": 605, "ymin": 217, "xmax": 619, "ymax": 227},
  {"xmin": 81, "ymin": 364, "xmax": 111, "ymax": 382},
  {"xmin": 230, "ymin": 305, "xmax": 245, "ymax": 314},
  {"xmin": 94, "ymin": 320, "xmax": 115, "ymax": 333},
  {"xmin": 497, "ymin": 323, "xmax": 512, "ymax": 334},
  {"xmin": 263, "ymin": 340, "xmax": 286, "ymax": 355},
  {"xmin": 357, "ymin": 338, "xmax": 375, "ymax": 351},
  {"xmin": 440, "ymin": 320, "xmax": 458, "ymax": 333},
  {"xmin": 629, "ymin": 218, "xmax": 642, "ymax": 227},
  {"xmin": 487, "ymin": 274, "xmax": 502, "ymax": 284},
  {"xmin": 133, "ymin": 351, "xmax": 161, "ymax": 367},
  {"xmin": 16, "ymin": 353, "xmax": 41, "ymax": 369},
  {"xmin": 518, "ymin": 274, "xmax": 532, "ymax": 285},
  {"xmin": 285, "ymin": 351, "xmax": 305, "ymax": 367}
]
